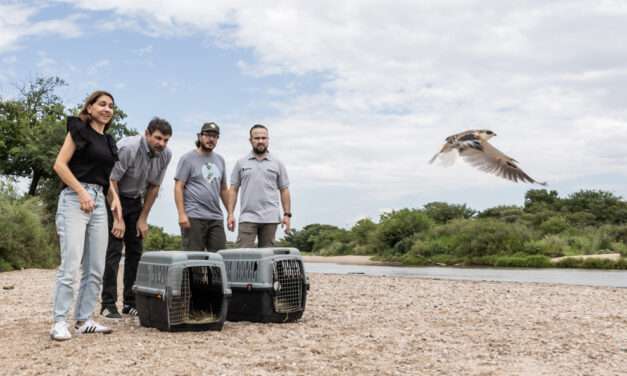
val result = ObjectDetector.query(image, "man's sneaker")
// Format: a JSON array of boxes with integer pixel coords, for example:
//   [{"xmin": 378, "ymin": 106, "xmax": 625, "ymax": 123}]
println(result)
[
  {"xmin": 122, "ymin": 305, "xmax": 138, "ymax": 316},
  {"xmin": 100, "ymin": 305, "xmax": 122, "ymax": 319},
  {"xmin": 50, "ymin": 321, "xmax": 72, "ymax": 341},
  {"xmin": 75, "ymin": 319, "xmax": 112, "ymax": 335}
]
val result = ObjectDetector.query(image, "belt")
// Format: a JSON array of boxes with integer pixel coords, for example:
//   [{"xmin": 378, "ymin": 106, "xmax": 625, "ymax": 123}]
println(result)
[{"xmin": 119, "ymin": 194, "xmax": 141, "ymax": 200}]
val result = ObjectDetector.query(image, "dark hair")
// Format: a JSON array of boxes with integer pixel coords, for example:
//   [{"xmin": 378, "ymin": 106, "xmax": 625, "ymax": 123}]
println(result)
[
  {"xmin": 78, "ymin": 90, "xmax": 115, "ymax": 130},
  {"xmin": 146, "ymin": 117, "xmax": 172, "ymax": 136},
  {"xmin": 249, "ymin": 123, "xmax": 268, "ymax": 137}
]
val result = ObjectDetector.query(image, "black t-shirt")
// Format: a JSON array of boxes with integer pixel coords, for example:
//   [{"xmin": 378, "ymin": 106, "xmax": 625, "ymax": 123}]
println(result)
[{"xmin": 66, "ymin": 116, "xmax": 118, "ymax": 189}]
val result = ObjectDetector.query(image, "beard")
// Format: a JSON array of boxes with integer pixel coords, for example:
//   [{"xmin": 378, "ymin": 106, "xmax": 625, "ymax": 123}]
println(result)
[
  {"xmin": 199, "ymin": 142, "xmax": 215, "ymax": 152},
  {"xmin": 253, "ymin": 144, "xmax": 267, "ymax": 154},
  {"xmin": 149, "ymin": 144, "xmax": 163, "ymax": 155}
]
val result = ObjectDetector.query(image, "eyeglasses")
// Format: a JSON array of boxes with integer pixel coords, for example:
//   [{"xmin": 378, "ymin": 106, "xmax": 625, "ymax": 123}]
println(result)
[{"xmin": 200, "ymin": 132, "xmax": 219, "ymax": 138}]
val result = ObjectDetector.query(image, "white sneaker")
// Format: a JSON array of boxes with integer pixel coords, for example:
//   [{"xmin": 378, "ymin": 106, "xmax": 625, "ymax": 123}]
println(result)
[
  {"xmin": 75, "ymin": 319, "xmax": 113, "ymax": 335},
  {"xmin": 50, "ymin": 321, "xmax": 72, "ymax": 341}
]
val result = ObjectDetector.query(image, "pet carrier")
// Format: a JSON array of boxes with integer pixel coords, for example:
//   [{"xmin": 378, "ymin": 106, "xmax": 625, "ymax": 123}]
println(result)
[
  {"xmin": 218, "ymin": 247, "xmax": 309, "ymax": 323},
  {"xmin": 132, "ymin": 251, "xmax": 231, "ymax": 331}
]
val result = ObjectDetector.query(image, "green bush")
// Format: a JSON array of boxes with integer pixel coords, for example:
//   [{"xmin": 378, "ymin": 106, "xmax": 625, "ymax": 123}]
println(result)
[
  {"xmin": 539, "ymin": 216, "xmax": 569, "ymax": 235},
  {"xmin": 0, "ymin": 193, "xmax": 58, "ymax": 271},
  {"xmin": 318, "ymin": 241, "xmax": 350, "ymax": 256},
  {"xmin": 554, "ymin": 257, "xmax": 627, "ymax": 270},
  {"xmin": 411, "ymin": 218, "xmax": 531, "ymax": 258},
  {"xmin": 529, "ymin": 235, "xmax": 570, "ymax": 257},
  {"xmin": 375, "ymin": 209, "xmax": 433, "ymax": 253},
  {"xmin": 144, "ymin": 225, "xmax": 181, "ymax": 250},
  {"xmin": 422, "ymin": 202, "xmax": 476, "ymax": 224},
  {"xmin": 477, "ymin": 205, "xmax": 524, "ymax": 223}
]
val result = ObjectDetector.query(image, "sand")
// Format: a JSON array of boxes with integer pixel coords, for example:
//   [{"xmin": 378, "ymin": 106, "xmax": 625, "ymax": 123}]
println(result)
[{"xmin": 1, "ymin": 268, "xmax": 626, "ymax": 376}]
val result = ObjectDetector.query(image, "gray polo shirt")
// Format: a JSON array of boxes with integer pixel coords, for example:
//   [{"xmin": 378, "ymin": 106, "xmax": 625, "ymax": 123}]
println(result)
[
  {"xmin": 110, "ymin": 135, "xmax": 172, "ymax": 198},
  {"xmin": 230, "ymin": 151, "xmax": 289, "ymax": 224},
  {"xmin": 175, "ymin": 150, "xmax": 226, "ymax": 220}
]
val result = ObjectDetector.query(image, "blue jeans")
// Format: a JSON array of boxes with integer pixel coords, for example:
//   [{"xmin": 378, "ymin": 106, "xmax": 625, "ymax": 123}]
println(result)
[{"xmin": 52, "ymin": 184, "xmax": 108, "ymax": 322}]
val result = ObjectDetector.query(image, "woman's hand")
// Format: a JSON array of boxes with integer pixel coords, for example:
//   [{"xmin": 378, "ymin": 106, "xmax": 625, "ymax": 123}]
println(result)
[{"xmin": 78, "ymin": 190, "xmax": 96, "ymax": 213}]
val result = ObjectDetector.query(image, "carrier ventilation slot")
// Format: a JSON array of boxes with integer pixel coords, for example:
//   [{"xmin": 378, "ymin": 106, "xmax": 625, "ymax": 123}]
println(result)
[
  {"xmin": 136, "ymin": 264, "xmax": 168, "ymax": 286},
  {"xmin": 225, "ymin": 260, "xmax": 258, "ymax": 282}
]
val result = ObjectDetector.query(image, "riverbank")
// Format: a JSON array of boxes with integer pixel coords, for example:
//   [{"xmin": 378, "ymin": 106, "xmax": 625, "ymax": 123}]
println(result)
[
  {"xmin": 304, "ymin": 253, "xmax": 626, "ymax": 269},
  {"xmin": 303, "ymin": 255, "xmax": 389, "ymax": 265},
  {"xmin": 1, "ymin": 269, "xmax": 626, "ymax": 375}
]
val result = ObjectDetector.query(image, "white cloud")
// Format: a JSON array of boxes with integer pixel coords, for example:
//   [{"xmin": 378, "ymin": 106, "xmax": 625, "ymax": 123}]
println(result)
[
  {"xmin": 0, "ymin": 3, "xmax": 81, "ymax": 54},
  {"xmin": 17, "ymin": 1, "xmax": 627, "ymax": 230}
]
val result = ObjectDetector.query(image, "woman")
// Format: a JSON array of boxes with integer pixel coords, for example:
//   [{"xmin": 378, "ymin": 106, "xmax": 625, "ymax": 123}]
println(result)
[{"xmin": 50, "ymin": 90, "xmax": 124, "ymax": 341}]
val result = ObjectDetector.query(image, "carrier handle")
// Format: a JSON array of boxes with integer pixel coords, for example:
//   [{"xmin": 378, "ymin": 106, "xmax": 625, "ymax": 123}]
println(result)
[
  {"xmin": 187, "ymin": 254, "xmax": 210, "ymax": 260},
  {"xmin": 273, "ymin": 249, "xmax": 290, "ymax": 255}
]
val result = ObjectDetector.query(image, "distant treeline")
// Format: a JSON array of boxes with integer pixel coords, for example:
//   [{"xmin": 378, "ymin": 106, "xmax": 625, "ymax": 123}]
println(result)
[
  {"xmin": 280, "ymin": 189, "xmax": 627, "ymax": 269},
  {"xmin": 2, "ymin": 177, "xmax": 627, "ymax": 271}
]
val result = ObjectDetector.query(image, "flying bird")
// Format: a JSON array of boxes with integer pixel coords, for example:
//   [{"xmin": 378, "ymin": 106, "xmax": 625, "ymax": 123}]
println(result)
[{"xmin": 430, "ymin": 129, "xmax": 547, "ymax": 185}]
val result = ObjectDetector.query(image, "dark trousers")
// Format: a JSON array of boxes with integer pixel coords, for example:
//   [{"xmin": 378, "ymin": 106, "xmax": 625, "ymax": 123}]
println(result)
[
  {"xmin": 181, "ymin": 218, "xmax": 226, "ymax": 252},
  {"xmin": 236, "ymin": 222, "xmax": 278, "ymax": 248},
  {"xmin": 101, "ymin": 196, "xmax": 143, "ymax": 307}
]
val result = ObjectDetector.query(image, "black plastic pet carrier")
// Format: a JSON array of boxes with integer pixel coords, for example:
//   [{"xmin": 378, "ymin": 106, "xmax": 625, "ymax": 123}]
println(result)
[
  {"xmin": 133, "ymin": 251, "xmax": 231, "ymax": 331},
  {"xmin": 218, "ymin": 247, "xmax": 309, "ymax": 323}
]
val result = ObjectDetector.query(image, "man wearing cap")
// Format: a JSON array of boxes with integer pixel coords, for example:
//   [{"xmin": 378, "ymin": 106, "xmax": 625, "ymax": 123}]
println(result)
[
  {"xmin": 100, "ymin": 117, "xmax": 173, "ymax": 319},
  {"xmin": 174, "ymin": 122, "xmax": 229, "ymax": 252},
  {"xmin": 227, "ymin": 124, "xmax": 291, "ymax": 247}
]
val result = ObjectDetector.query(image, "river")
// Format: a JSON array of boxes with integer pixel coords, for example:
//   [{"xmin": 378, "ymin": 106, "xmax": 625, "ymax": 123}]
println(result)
[{"xmin": 304, "ymin": 262, "xmax": 627, "ymax": 288}]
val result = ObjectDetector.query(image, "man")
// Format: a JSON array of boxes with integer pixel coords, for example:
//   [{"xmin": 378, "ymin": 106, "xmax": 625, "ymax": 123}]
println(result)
[
  {"xmin": 174, "ymin": 122, "xmax": 228, "ymax": 252},
  {"xmin": 227, "ymin": 124, "xmax": 291, "ymax": 247},
  {"xmin": 100, "ymin": 117, "xmax": 172, "ymax": 319}
]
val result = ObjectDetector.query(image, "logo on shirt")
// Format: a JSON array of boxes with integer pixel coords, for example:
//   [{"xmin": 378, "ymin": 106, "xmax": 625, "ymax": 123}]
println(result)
[{"xmin": 201, "ymin": 162, "xmax": 220, "ymax": 183}]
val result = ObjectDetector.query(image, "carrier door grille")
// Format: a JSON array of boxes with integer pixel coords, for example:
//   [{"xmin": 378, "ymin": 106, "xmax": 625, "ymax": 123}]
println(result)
[
  {"xmin": 273, "ymin": 260, "xmax": 304, "ymax": 313},
  {"xmin": 169, "ymin": 268, "xmax": 190, "ymax": 325}
]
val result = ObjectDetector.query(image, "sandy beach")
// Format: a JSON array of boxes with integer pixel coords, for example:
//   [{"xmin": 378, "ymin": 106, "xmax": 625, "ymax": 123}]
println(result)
[{"xmin": 1, "ymin": 268, "xmax": 626, "ymax": 376}]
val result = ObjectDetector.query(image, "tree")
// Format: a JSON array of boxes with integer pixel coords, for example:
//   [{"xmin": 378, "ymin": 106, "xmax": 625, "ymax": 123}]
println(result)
[
  {"xmin": 561, "ymin": 190, "xmax": 627, "ymax": 225},
  {"xmin": 375, "ymin": 209, "xmax": 433, "ymax": 252},
  {"xmin": 0, "ymin": 77, "xmax": 67, "ymax": 195},
  {"xmin": 144, "ymin": 225, "xmax": 181, "ymax": 250},
  {"xmin": 283, "ymin": 224, "xmax": 345, "ymax": 253},
  {"xmin": 423, "ymin": 201, "xmax": 476, "ymax": 224},
  {"xmin": 350, "ymin": 218, "xmax": 377, "ymax": 245},
  {"xmin": 524, "ymin": 189, "xmax": 560, "ymax": 211}
]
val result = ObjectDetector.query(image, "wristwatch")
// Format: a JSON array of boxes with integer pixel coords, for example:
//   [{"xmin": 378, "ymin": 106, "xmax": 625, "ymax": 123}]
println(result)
[{"xmin": 283, "ymin": 212, "xmax": 292, "ymax": 218}]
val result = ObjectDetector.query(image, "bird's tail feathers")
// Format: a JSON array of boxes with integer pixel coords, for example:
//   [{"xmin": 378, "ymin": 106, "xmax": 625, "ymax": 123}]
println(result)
[
  {"xmin": 429, "ymin": 152, "xmax": 440, "ymax": 164},
  {"xmin": 429, "ymin": 149, "xmax": 458, "ymax": 166}
]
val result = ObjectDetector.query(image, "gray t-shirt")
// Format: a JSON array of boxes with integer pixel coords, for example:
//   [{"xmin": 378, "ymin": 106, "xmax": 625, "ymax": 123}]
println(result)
[
  {"xmin": 175, "ymin": 150, "xmax": 227, "ymax": 220},
  {"xmin": 230, "ymin": 152, "xmax": 289, "ymax": 224},
  {"xmin": 111, "ymin": 135, "xmax": 172, "ymax": 198}
]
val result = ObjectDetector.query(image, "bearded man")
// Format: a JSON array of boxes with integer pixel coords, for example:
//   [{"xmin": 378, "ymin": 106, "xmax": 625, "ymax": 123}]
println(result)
[
  {"xmin": 174, "ymin": 122, "xmax": 229, "ymax": 252},
  {"xmin": 227, "ymin": 124, "xmax": 291, "ymax": 248}
]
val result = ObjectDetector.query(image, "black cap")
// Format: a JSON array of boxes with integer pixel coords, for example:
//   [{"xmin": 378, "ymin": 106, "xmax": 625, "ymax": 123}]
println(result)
[{"xmin": 200, "ymin": 122, "xmax": 220, "ymax": 134}]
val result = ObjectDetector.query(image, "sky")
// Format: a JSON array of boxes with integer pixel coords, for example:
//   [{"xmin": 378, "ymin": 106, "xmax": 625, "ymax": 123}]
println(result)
[{"xmin": 2, "ymin": 1, "xmax": 627, "ymax": 238}]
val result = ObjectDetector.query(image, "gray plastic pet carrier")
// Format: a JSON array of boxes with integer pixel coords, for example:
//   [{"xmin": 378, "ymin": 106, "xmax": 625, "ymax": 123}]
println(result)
[
  {"xmin": 218, "ymin": 247, "xmax": 309, "ymax": 323},
  {"xmin": 132, "ymin": 251, "xmax": 231, "ymax": 331}
]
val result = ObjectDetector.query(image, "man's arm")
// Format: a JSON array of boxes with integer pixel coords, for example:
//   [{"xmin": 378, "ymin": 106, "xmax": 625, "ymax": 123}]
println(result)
[
  {"xmin": 137, "ymin": 183, "xmax": 159, "ymax": 238},
  {"xmin": 174, "ymin": 179, "xmax": 190, "ymax": 230},
  {"xmin": 220, "ymin": 181, "xmax": 230, "ymax": 214},
  {"xmin": 280, "ymin": 187, "xmax": 291, "ymax": 232},
  {"xmin": 108, "ymin": 180, "xmax": 125, "ymax": 239},
  {"xmin": 226, "ymin": 185, "xmax": 239, "ymax": 232}
]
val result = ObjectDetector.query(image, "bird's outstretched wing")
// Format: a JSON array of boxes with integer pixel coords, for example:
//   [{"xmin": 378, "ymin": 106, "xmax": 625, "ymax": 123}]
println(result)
[{"xmin": 460, "ymin": 140, "xmax": 546, "ymax": 185}]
